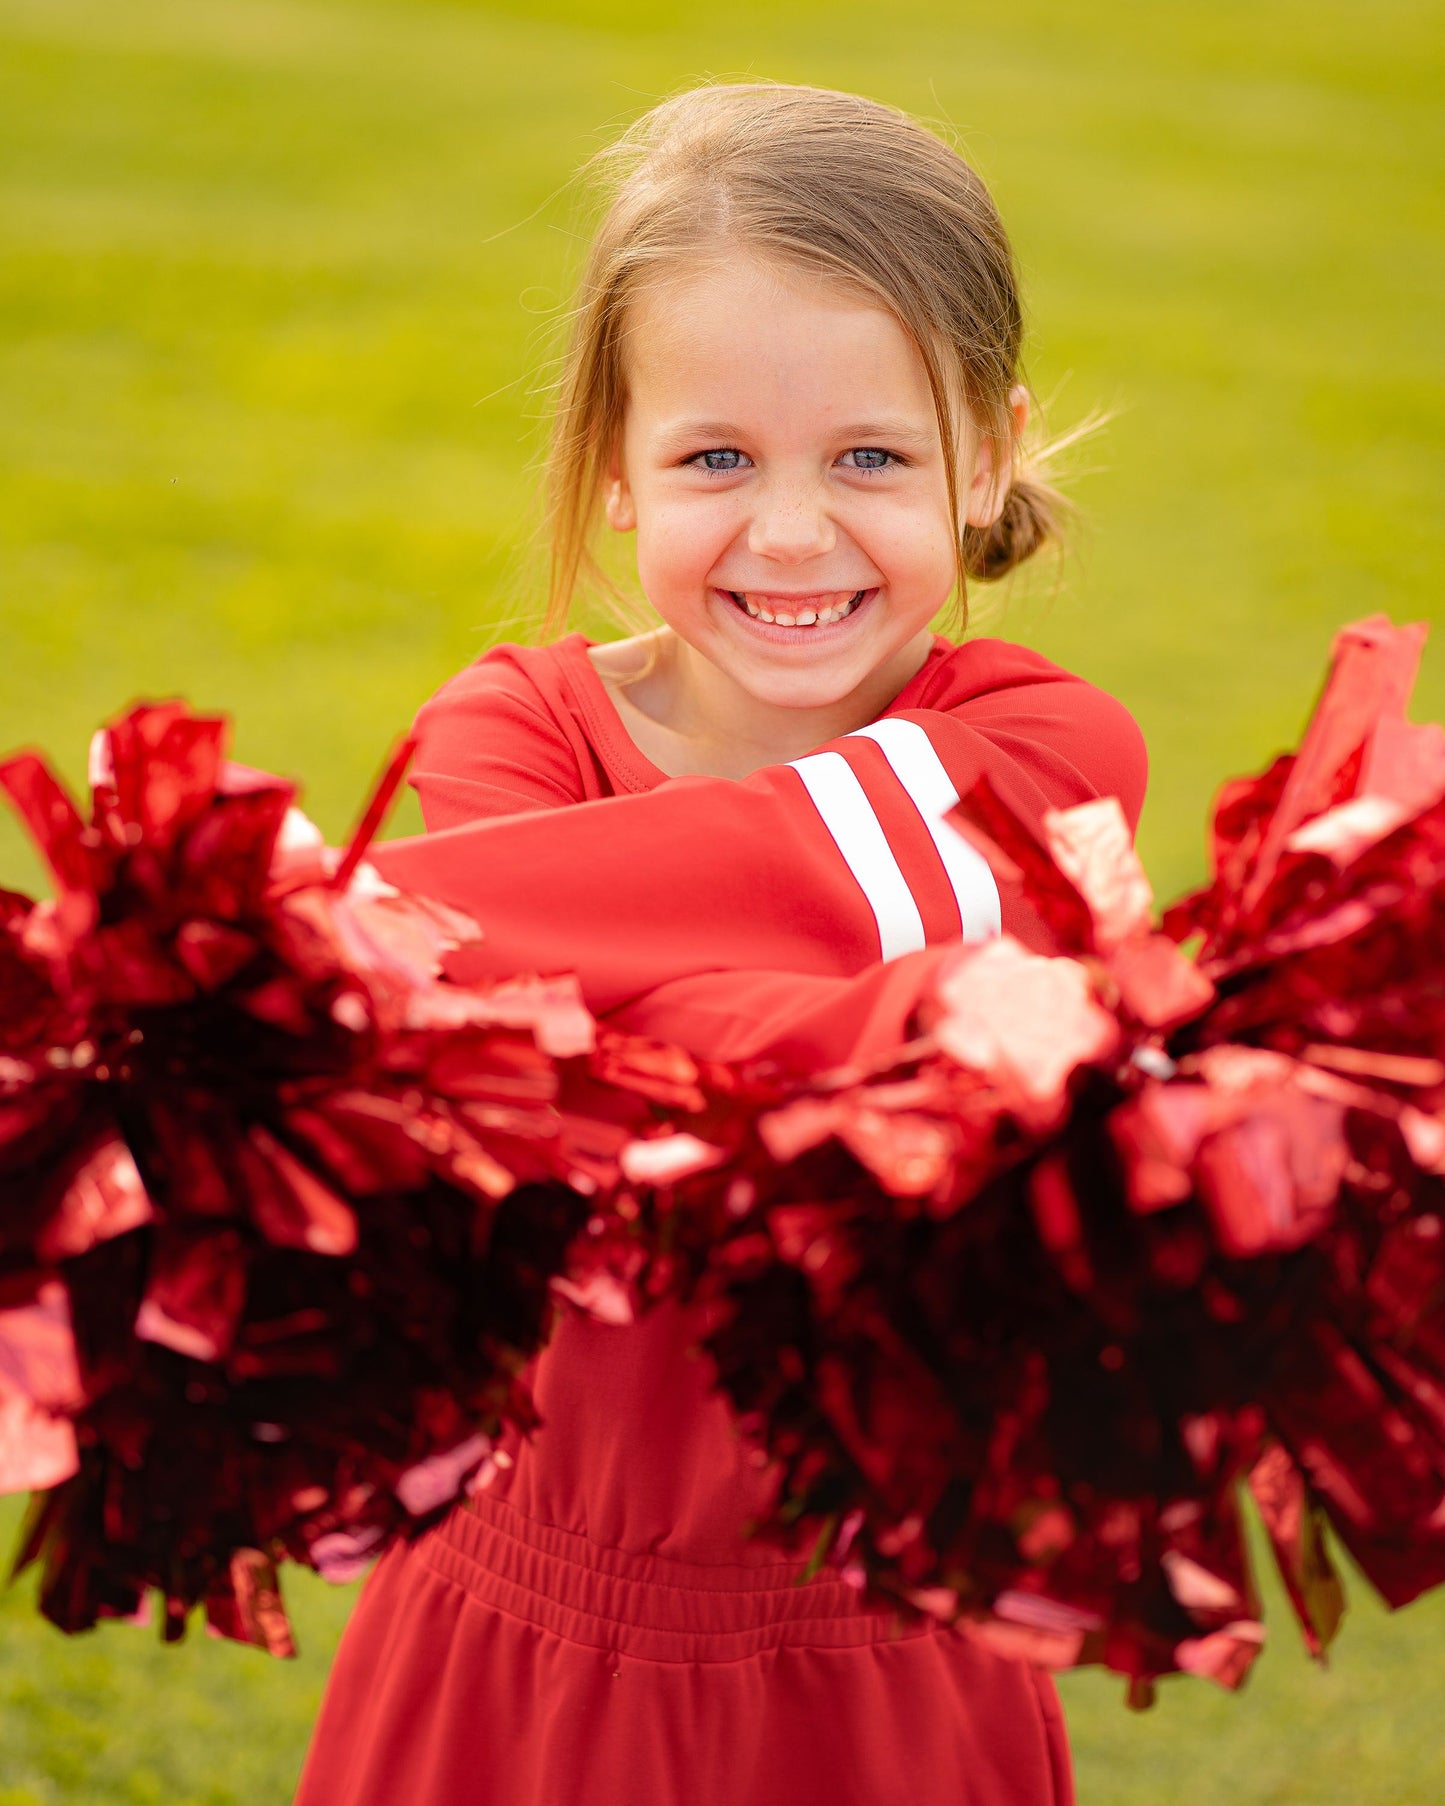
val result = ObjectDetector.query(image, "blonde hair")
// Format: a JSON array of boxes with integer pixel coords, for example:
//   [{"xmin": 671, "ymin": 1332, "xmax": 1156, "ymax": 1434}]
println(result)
[{"xmin": 545, "ymin": 82, "xmax": 1068, "ymax": 633}]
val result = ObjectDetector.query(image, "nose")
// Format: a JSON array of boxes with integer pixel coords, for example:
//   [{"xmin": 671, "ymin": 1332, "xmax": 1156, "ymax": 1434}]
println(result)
[{"xmin": 746, "ymin": 477, "xmax": 836, "ymax": 563}]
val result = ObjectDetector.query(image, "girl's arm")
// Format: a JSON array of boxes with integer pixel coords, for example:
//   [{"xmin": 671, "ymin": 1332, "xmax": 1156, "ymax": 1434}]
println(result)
[
  {"xmin": 371, "ymin": 658, "xmax": 1147, "ymax": 1018},
  {"xmin": 602, "ymin": 949, "xmax": 962, "ymax": 1072}
]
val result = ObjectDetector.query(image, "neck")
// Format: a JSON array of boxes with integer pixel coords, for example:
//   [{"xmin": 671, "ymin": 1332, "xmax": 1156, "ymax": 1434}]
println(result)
[{"xmin": 606, "ymin": 628, "xmax": 935, "ymax": 780}]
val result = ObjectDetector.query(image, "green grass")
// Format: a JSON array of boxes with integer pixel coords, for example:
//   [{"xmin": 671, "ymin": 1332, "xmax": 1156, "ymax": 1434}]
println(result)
[
  {"xmin": 0, "ymin": 1495, "xmax": 352, "ymax": 1804},
  {"xmin": 1, "ymin": 0, "xmax": 1443, "ymax": 1799}
]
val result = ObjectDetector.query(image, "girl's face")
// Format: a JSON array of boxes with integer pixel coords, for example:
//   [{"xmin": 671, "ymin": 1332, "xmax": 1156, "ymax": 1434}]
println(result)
[{"xmin": 607, "ymin": 256, "xmax": 1016, "ymax": 717}]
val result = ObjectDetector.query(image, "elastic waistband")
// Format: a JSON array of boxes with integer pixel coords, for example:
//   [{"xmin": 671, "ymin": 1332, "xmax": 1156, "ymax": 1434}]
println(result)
[{"xmin": 418, "ymin": 1492, "xmax": 934, "ymax": 1664}]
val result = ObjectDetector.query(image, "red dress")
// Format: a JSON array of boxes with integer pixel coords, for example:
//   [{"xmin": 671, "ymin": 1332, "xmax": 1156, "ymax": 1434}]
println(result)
[{"xmin": 295, "ymin": 633, "xmax": 1147, "ymax": 1806}]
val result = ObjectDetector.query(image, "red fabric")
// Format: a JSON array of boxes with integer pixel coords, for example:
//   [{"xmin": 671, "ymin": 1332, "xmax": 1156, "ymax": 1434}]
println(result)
[
  {"xmin": 297, "ymin": 632, "xmax": 1144, "ymax": 1805},
  {"xmin": 371, "ymin": 634, "xmax": 1147, "ymax": 1020}
]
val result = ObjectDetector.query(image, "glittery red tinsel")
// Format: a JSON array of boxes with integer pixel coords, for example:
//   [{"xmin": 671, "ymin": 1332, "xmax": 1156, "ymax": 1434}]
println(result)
[
  {"xmin": 5, "ymin": 617, "xmax": 1445, "ymax": 1703},
  {"xmin": 634, "ymin": 615, "xmax": 1445, "ymax": 1697},
  {"xmin": 0, "ymin": 706, "xmax": 673, "ymax": 1651}
]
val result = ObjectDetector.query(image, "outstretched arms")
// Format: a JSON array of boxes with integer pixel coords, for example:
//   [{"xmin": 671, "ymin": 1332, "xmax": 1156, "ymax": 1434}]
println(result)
[{"xmin": 371, "ymin": 662, "xmax": 1146, "ymax": 1017}]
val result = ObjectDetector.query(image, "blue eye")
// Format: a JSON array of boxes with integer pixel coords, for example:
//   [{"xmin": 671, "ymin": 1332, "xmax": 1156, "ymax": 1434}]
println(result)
[
  {"xmin": 841, "ymin": 448, "xmax": 894, "ymax": 470},
  {"xmin": 692, "ymin": 448, "xmax": 748, "ymax": 472}
]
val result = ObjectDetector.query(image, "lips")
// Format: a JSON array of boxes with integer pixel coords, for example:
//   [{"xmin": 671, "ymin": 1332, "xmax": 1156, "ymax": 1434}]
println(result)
[{"xmin": 724, "ymin": 589, "xmax": 868, "ymax": 629}]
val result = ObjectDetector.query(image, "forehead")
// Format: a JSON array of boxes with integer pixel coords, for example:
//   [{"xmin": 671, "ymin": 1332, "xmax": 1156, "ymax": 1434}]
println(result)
[{"xmin": 620, "ymin": 257, "xmax": 935, "ymax": 432}]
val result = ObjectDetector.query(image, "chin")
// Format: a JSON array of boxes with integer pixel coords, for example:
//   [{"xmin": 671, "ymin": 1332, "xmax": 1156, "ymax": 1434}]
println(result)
[{"xmin": 733, "ymin": 667, "xmax": 865, "ymax": 712}]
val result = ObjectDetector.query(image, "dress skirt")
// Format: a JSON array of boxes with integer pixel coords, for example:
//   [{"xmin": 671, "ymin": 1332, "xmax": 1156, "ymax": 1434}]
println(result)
[{"xmin": 294, "ymin": 1305, "xmax": 1074, "ymax": 1806}]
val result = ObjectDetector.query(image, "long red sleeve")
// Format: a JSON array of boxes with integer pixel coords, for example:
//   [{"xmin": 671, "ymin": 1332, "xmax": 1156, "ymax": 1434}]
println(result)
[{"xmin": 370, "ymin": 637, "xmax": 1147, "ymax": 1026}]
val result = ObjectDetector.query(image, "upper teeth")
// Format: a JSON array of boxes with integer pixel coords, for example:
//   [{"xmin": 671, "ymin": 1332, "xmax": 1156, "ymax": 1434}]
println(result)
[{"xmin": 733, "ymin": 591, "xmax": 864, "ymax": 626}]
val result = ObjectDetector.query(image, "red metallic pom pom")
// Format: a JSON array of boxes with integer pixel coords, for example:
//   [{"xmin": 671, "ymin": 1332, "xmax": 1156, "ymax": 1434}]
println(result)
[
  {"xmin": 655, "ymin": 616, "xmax": 1445, "ymax": 1696},
  {"xmin": 0, "ymin": 705, "xmax": 626, "ymax": 1651},
  {"xmin": 6, "ymin": 615, "xmax": 1445, "ymax": 1706}
]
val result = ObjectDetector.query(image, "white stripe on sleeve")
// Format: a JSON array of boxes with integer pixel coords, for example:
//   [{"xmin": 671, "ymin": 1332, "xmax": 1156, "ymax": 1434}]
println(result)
[
  {"xmin": 787, "ymin": 750, "xmax": 926, "ymax": 961},
  {"xmin": 848, "ymin": 719, "xmax": 1002, "ymax": 942}
]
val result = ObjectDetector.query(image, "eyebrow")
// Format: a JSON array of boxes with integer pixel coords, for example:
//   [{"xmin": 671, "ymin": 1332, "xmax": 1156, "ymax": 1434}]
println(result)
[
  {"xmin": 654, "ymin": 417, "xmax": 937, "ymax": 447},
  {"xmin": 832, "ymin": 420, "xmax": 938, "ymax": 445}
]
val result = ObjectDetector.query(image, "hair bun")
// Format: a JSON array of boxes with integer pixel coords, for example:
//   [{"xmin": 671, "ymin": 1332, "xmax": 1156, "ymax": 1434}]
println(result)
[{"xmin": 964, "ymin": 472, "xmax": 1061, "ymax": 583}]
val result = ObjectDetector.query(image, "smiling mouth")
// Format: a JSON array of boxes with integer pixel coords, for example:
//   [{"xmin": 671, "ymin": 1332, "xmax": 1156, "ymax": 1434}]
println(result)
[{"xmin": 726, "ymin": 589, "xmax": 867, "ymax": 628}]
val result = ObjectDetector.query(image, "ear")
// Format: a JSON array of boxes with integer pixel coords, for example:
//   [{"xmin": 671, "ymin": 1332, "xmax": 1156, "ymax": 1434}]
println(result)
[
  {"xmin": 962, "ymin": 385, "xmax": 1031, "ymax": 529},
  {"xmin": 604, "ymin": 443, "xmax": 637, "ymax": 534}
]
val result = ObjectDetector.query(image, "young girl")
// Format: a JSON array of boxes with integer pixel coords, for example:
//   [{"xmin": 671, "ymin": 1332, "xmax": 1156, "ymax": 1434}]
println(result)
[{"xmin": 296, "ymin": 83, "xmax": 1146, "ymax": 1806}]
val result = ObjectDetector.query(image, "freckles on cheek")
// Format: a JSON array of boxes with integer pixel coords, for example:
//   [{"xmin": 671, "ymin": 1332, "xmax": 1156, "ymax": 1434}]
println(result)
[
  {"xmin": 643, "ymin": 520, "xmax": 696, "ymax": 581},
  {"xmin": 648, "ymin": 505, "xmax": 732, "ymax": 579},
  {"xmin": 636, "ymin": 520, "xmax": 708, "ymax": 608},
  {"xmin": 869, "ymin": 513, "xmax": 955, "ymax": 590}
]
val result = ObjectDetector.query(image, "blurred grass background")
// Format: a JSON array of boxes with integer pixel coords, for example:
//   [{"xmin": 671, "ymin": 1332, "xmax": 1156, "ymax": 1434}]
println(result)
[{"xmin": 0, "ymin": 0, "xmax": 1442, "ymax": 1799}]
